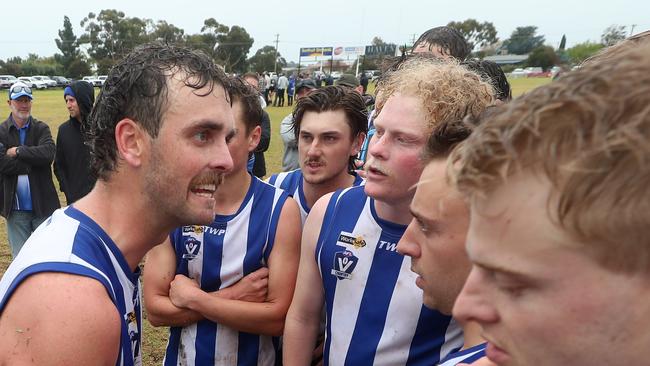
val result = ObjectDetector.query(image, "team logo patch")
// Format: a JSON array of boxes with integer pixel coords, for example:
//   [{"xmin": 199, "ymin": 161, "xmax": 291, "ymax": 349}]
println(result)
[
  {"xmin": 183, "ymin": 225, "xmax": 204, "ymax": 234},
  {"xmin": 182, "ymin": 237, "xmax": 201, "ymax": 260},
  {"xmin": 331, "ymin": 250, "xmax": 358, "ymax": 280},
  {"xmin": 337, "ymin": 232, "xmax": 366, "ymax": 249}
]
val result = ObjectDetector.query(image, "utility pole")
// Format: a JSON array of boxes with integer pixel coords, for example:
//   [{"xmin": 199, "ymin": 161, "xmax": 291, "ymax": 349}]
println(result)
[
  {"xmin": 630, "ymin": 24, "xmax": 637, "ymax": 36},
  {"xmin": 410, "ymin": 33, "xmax": 417, "ymax": 45},
  {"xmin": 273, "ymin": 34, "xmax": 280, "ymax": 74}
]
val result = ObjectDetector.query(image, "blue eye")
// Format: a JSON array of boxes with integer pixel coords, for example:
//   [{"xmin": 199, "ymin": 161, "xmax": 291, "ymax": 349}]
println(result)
[{"xmin": 195, "ymin": 131, "xmax": 209, "ymax": 142}]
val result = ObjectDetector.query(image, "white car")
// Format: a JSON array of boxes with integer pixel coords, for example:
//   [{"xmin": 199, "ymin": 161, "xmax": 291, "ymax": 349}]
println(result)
[
  {"xmin": 17, "ymin": 77, "xmax": 48, "ymax": 89},
  {"xmin": 510, "ymin": 68, "xmax": 527, "ymax": 78},
  {"xmin": 33, "ymin": 75, "xmax": 57, "ymax": 88},
  {"xmin": 82, "ymin": 76, "xmax": 102, "ymax": 87},
  {"xmin": 98, "ymin": 75, "xmax": 108, "ymax": 85},
  {"xmin": 0, "ymin": 75, "xmax": 18, "ymax": 89}
]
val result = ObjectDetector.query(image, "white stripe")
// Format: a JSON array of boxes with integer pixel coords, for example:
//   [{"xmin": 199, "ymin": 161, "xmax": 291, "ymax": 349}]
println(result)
[
  {"xmin": 214, "ymin": 198, "xmax": 253, "ymax": 364},
  {"xmin": 180, "ymin": 324, "xmax": 198, "ymax": 365},
  {"xmin": 440, "ymin": 318, "xmax": 464, "ymax": 360},
  {"xmin": 327, "ymin": 199, "xmax": 381, "ymax": 366},
  {"xmin": 374, "ymin": 255, "xmax": 422, "ymax": 365}
]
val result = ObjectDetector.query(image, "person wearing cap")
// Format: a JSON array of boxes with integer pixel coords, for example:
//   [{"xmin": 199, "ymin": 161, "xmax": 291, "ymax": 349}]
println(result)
[
  {"xmin": 279, "ymin": 78, "xmax": 317, "ymax": 172},
  {"xmin": 54, "ymin": 80, "xmax": 97, "ymax": 205},
  {"xmin": 0, "ymin": 82, "xmax": 60, "ymax": 257}
]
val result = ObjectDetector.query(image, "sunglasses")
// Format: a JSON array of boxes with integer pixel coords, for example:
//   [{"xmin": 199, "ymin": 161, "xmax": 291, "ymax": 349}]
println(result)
[{"xmin": 10, "ymin": 85, "xmax": 32, "ymax": 95}]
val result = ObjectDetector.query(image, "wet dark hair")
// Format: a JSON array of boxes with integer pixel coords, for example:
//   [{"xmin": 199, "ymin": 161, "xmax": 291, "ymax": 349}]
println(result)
[
  {"xmin": 412, "ymin": 26, "xmax": 471, "ymax": 60},
  {"xmin": 292, "ymin": 85, "xmax": 368, "ymax": 170},
  {"xmin": 87, "ymin": 42, "xmax": 231, "ymax": 181},
  {"xmin": 462, "ymin": 60, "xmax": 512, "ymax": 101},
  {"xmin": 229, "ymin": 76, "xmax": 263, "ymax": 133}
]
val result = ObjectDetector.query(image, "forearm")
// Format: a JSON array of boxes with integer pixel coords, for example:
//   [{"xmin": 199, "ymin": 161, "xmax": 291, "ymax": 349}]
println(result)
[
  {"xmin": 282, "ymin": 310, "xmax": 321, "ymax": 366},
  {"xmin": 145, "ymin": 294, "xmax": 204, "ymax": 327},
  {"xmin": 186, "ymin": 291, "xmax": 288, "ymax": 336}
]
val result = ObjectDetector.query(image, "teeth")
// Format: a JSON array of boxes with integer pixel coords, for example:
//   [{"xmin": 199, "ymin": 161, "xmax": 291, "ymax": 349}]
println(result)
[
  {"xmin": 195, "ymin": 184, "xmax": 216, "ymax": 192},
  {"xmin": 195, "ymin": 192, "xmax": 213, "ymax": 198}
]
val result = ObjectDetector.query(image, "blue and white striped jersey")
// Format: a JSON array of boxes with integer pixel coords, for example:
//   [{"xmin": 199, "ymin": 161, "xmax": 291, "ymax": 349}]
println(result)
[
  {"xmin": 0, "ymin": 206, "xmax": 142, "ymax": 366},
  {"xmin": 438, "ymin": 343, "xmax": 487, "ymax": 366},
  {"xmin": 267, "ymin": 169, "xmax": 364, "ymax": 224},
  {"xmin": 316, "ymin": 186, "xmax": 463, "ymax": 366},
  {"xmin": 164, "ymin": 176, "xmax": 288, "ymax": 366}
]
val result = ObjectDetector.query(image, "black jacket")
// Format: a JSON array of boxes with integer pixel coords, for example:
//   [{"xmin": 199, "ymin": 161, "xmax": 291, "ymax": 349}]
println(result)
[
  {"xmin": 0, "ymin": 115, "xmax": 60, "ymax": 218},
  {"xmin": 54, "ymin": 81, "xmax": 96, "ymax": 204}
]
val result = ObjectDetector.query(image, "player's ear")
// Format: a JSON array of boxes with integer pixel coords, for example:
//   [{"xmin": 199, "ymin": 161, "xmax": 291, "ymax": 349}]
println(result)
[
  {"xmin": 248, "ymin": 125, "xmax": 261, "ymax": 152},
  {"xmin": 351, "ymin": 132, "xmax": 366, "ymax": 156},
  {"xmin": 115, "ymin": 118, "xmax": 148, "ymax": 168}
]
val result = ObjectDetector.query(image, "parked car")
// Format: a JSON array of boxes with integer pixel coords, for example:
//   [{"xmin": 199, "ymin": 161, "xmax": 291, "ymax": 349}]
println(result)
[
  {"xmin": 0, "ymin": 75, "xmax": 18, "ymax": 89},
  {"xmin": 331, "ymin": 71, "xmax": 342, "ymax": 79},
  {"xmin": 33, "ymin": 75, "xmax": 57, "ymax": 88},
  {"xmin": 52, "ymin": 76, "xmax": 71, "ymax": 87},
  {"xmin": 18, "ymin": 77, "xmax": 48, "ymax": 89},
  {"xmin": 510, "ymin": 68, "xmax": 527, "ymax": 78},
  {"xmin": 82, "ymin": 76, "xmax": 102, "ymax": 87},
  {"xmin": 98, "ymin": 75, "xmax": 108, "ymax": 85}
]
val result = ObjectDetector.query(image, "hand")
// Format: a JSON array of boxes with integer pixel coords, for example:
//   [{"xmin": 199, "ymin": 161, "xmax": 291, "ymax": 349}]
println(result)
[
  {"xmin": 353, "ymin": 159, "xmax": 367, "ymax": 179},
  {"xmin": 227, "ymin": 267, "xmax": 269, "ymax": 302},
  {"xmin": 169, "ymin": 274, "xmax": 201, "ymax": 309},
  {"xmin": 6, "ymin": 147, "xmax": 17, "ymax": 158}
]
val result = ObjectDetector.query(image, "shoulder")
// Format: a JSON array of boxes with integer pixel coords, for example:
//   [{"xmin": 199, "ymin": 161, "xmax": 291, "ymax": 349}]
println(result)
[{"xmin": 0, "ymin": 272, "xmax": 120, "ymax": 364}]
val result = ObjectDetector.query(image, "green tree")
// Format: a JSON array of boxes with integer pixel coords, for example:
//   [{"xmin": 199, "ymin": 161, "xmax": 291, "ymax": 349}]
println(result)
[
  {"xmin": 55, "ymin": 16, "xmax": 81, "ymax": 75},
  {"xmin": 79, "ymin": 9, "xmax": 152, "ymax": 73},
  {"xmin": 248, "ymin": 45, "xmax": 286, "ymax": 73},
  {"xmin": 215, "ymin": 25, "xmax": 254, "ymax": 73},
  {"xmin": 504, "ymin": 26, "xmax": 545, "ymax": 54},
  {"xmin": 601, "ymin": 25, "xmax": 627, "ymax": 46},
  {"xmin": 526, "ymin": 46, "xmax": 559, "ymax": 70},
  {"xmin": 447, "ymin": 19, "xmax": 498, "ymax": 51},
  {"xmin": 150, "ymin": 20, "xmax": 185, "ymax": 44},
  {"xmin": 67, "ymin": 59, "xmax": 92, "ymax": 79},
  {"xmin": 566, "ymin": 42, "xmax": 604, "ymax": 64}
]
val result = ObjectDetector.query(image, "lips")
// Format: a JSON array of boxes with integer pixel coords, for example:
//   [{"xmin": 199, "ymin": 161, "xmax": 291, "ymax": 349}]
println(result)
[
  {"xmin": 189, "ymin": 173, "xmax": 223, "ymax": 198},
  {"xmin": 485, "ymin": 339, "xmax": 511, "ymax": 364}
]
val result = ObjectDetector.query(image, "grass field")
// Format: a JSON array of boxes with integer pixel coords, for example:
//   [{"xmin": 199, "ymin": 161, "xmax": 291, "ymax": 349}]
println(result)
[{"xmin": 0, "ymin": 76, "xmax": 550, "ymax": 364}]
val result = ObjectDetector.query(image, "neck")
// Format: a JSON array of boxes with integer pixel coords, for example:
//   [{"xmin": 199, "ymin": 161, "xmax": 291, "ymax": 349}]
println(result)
[
  {"xmin": 460, "ymin": 321, "xmax": 485, "ymax": 350},
  {"xmin": 373, "ymin": 195, "xmax": 413, "ymax": 225},
  {"xmin": 73, "ymin": 179, "xmax": 172, "ymax": 271},
  {"xmin": 302, "ymin": 171, "xmax": 355, "ymax": 208},
  {"xmin": 214, "ymin": 168, "xmax": 251, "ymax": 215},
  {"xmin": 12, "ymin": 114, "xmax": 28, "ymax": 128}
]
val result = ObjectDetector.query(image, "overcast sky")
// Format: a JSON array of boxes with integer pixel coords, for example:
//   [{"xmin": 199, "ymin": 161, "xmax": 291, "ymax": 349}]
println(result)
[{"xmin": 1, "ymin": 0, "xmax": 647, "ymax": 63}]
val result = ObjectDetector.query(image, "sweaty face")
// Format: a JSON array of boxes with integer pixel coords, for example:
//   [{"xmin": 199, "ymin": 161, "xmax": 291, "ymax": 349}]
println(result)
[
  {"xmin": 453, "ymin": 172, "xmax": 650, "ymax": 366},
  {"xmin": 144, "ymin": 78, "xmax": 234, "ymax": 226},
  {"xmin": 397, "ymin": 160, "xmax": 470, "ymax": 314},
  {"xmin": 65, "ymin": 95, "xmax": 81, "ymax": 120},
  {"xmin": 364, "ymin": 94, "xmax": 428, "ymax": 205},
  {"xmin": 8, "ymin": 97, "xmax": 32, "ymax": 123},
  {"xmin": 298, "ymin": 110, "xmax": 360, "ymax": 185}
]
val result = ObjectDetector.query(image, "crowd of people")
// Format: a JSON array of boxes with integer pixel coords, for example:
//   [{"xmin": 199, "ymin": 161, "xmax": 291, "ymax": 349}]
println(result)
[{"xmin": 0, "ymin": 25, "xmax": 649, "ymax": 366}]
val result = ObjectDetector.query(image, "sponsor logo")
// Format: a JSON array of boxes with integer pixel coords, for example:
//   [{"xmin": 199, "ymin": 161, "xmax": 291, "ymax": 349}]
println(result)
[
  {"xmin": 204, "ymin": 227, "xmax": 226, "ymax": 236},
  {"xmin": 182, "ymin": 237, "xmax": 201, "ymax": 260},
  {"xmin": 337, "ymin": 232, "xmax": 366, "ymax": 249},
  {"xmin": 331, "ymin": 250, "xmax": 358, "ymax": 280},
  {"xmin": 182, "ymin": 225, "xmax": 204, "ymax": 234}
]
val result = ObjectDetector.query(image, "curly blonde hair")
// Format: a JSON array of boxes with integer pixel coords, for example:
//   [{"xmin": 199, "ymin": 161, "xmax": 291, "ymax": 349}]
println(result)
[
  {"xmin": 450, "ymin": 43, "xmax": 650, "ymax": 272},
  {"xmin": 374, "ymin": 57, "xmax": 494, "ymax": 134}
]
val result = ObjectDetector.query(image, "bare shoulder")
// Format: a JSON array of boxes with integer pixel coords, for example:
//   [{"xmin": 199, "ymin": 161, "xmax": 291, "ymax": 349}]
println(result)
[{"xmin": 0, "ymin": 272, "xmax": 121, "ymax": 365}]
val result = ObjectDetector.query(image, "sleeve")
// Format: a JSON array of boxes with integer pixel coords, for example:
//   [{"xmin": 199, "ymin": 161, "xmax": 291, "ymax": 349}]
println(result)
[
  {"xmin": 16, "ymin": 123, "xmax": 56, "ymax": 167},
  {"xmin": 0, "ymin": 129, "xmax": 30, "ymax": 175},
  {"xmin": 53, "ymin": 127, "xmax": 67, "ymax": 193}
]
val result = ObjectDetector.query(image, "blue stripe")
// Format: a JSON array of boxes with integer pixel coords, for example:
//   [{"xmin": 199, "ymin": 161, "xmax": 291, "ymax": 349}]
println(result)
[
  {"xmin": 237, "ymin": 332, "xmax": 260, "ymax": 366},
  {"xmin": 406, "ymin": 306, "xmax": 454, "ymax": 365},
  {"xmin": 264, "ymin": 192, "xmax": 288, "ymax": 261},
  {"xmin": 196, "ymin": 320, "xmax": 218, "ymax": 365},
  {"xmin": 343, "ymin": 230, "xmax": 405, "ymax": 366},
  {"xmin": 164, "ymin": 327, "xmax": 181, "ymax": 366}
]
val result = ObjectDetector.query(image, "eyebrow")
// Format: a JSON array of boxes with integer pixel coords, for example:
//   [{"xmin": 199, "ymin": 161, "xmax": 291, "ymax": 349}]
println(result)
[{"xmin": 473, "ymin": 260, "xmax": 531, "ymax": 282}]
